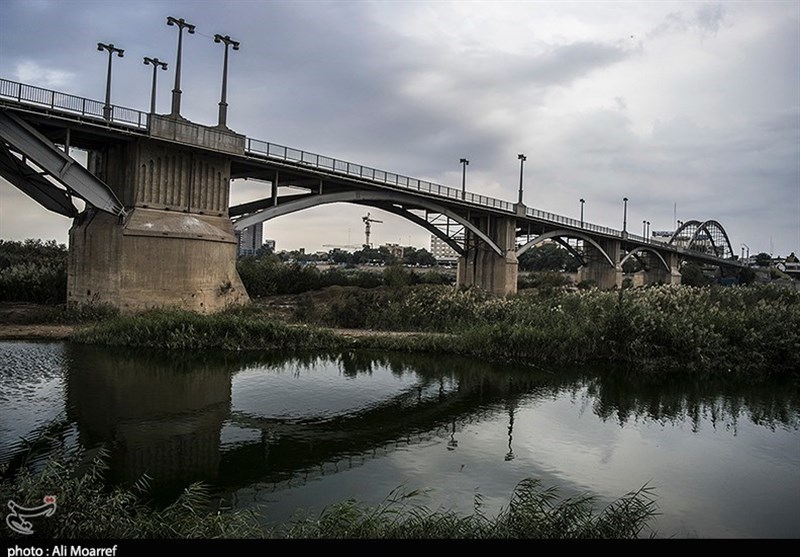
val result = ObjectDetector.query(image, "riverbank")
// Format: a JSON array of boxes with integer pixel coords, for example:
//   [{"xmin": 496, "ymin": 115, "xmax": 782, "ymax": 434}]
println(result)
[{"xmin": 3, "ymin": 283, "xmax": 799, "ymax": 377}]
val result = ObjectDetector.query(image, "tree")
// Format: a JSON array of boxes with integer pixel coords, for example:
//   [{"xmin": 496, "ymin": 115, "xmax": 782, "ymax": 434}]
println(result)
[
  {"xmin": 680, "ymin": 262, "xmax": 712, "ymax": 287},
  {"xmin": 755, "ymin": 252, "xmax": 772, "ymax": 267},
  {"xmin": 738, "ymin": 266, "xmax": 757, "ymax": 285}
]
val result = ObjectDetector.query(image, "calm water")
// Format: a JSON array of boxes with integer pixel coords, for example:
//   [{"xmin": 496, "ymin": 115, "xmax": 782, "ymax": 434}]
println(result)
[{"xmin": 1, "ymin": 340, "xmax": 798, "ymax": 538}]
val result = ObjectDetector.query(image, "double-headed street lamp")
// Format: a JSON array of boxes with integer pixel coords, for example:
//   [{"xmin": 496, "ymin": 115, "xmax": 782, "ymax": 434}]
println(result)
[
  {"xmin": 167, "ymin": 16, "xmax": 195, "ymax": 118},
  {"xmin": 143, "ymin": 57, "xmax": 168, "ymax": 116},
  {"xmin": 579, "ymin": 198, "xmax": 585, "ymax": 228},
  {"xmin": 97, "ymin": 42, "xmax": 124, "ymax": 120},
  {"xmin": 214, "ymin": 34, "xmax": 240, "ymax": 128},
  {"xmin": 459, "ymin": 158, "xmax": 469, "ymax": 200},
  {"xmin": 517, "ymin": 154, "xmax": 526, "ymax": 205}
]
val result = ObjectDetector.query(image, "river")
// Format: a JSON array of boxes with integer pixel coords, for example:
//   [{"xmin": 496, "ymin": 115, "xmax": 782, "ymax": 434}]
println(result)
[{"xmin": 1, "ymin": 340, "xmax": 798, "ymax": 538}]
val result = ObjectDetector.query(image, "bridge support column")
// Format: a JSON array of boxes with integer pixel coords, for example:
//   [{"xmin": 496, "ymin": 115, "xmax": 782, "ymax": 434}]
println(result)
[
  {"xmin": 643, "ymin": 252, "xmax": 681, "ymax": 285},
  {"xmin": 68, "ymin": 117, "xmax": 249, "ymax": 312},
  {"xmin": 456, "ymin": 216, "xmax": 518, "ymax": 296},
  {"xmin": 577, "ymin": 239, "xmax": 622, "ymax": 289}
]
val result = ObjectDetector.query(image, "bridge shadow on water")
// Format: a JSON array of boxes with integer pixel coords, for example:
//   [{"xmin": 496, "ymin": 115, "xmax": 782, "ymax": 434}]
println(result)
[{"xmin": 54, "ymin": 344, "xmax": 799, "ymax": 505}]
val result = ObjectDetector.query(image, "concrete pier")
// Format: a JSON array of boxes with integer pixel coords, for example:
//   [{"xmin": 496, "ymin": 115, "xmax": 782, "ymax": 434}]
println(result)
[
  {"xmin": 67, "ymin": 115, "xmax": 248, "ymax": 312},
  {"xmin": 456, "ymin": 215, "xmax": 518, "ymax": 296}
]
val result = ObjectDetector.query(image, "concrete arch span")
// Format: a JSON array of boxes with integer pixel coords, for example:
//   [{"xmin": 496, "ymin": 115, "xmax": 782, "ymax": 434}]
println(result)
[
  {"xmin": 516, "ymin": 230, "xmax": 615, "ymax": 268},
  {"xmin": 620, "ymin": 247, "xmax": 671, "ymax": 273},
  {"xmin": 232, "ymin": 190, "xmax": 503, "ymax": 256}
]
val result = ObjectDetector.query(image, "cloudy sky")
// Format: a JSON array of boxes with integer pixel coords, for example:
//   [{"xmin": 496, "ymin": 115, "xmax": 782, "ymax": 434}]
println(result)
[{"xmin": 1, "ymin": 0, "xmax": 798, "ymax": 256}]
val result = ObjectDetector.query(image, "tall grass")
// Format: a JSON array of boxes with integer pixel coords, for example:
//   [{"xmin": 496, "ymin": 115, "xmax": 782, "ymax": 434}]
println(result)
[
  {"xmin": 70, "ymin": 308, "xmax": 340, "ymax": 351},
  {"xmin": 0, "ymin": 239, "xmax": 68, "ymax": 304},
  {"xmin": 1, "ymin": 445, "xmax": 658, "ymax": 539}
]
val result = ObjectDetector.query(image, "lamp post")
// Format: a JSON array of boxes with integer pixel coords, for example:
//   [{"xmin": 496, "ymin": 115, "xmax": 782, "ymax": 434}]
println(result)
[
  {"xmin": 622, "ymin": 197, "xmax": 628, "ymax": 233},
  {"xmin": 143, "ymin": 57, "xmax": 168, "ymax": 116},
  {"xmin": 459, "ymin": 158, "xmax": 469, "ymax": 200},
  {"xmin": 214, "ymin": 34, "xmax": 240, "ymax": 128},
  {"xmin": 97, "ymin": 42, "xmax": 124, "ymax": 120},
  {"xmin": 646, "ymin": 221, "xmax": 650, "ymax": 240},
  {"xmin": 579, "ymin": 198, "xmax": 585, "ymax": 228},
  {"xmin": 741, "ymin": 243, "xmax": 750, "ymax": 263},
  {"xmin": 517, "ymin": 154, "xmax": 526, "ymax": 205},
  {"xmin": 642, "ymin": 220, "xmax": 647, "ymax": 238},
  {"xmin": 167, "ymin": 16, "xmax": 195, "ymax": 118}
]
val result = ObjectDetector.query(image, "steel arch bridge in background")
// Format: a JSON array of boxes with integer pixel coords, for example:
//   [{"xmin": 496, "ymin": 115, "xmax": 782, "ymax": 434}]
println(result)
[{"xmin": 668, "ymin": 220, "xmax": 735, "ymax": 261}]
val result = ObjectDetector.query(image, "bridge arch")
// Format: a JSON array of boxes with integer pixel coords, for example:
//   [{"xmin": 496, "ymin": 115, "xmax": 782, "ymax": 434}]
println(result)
[
  {"xmin": 232, "ymin": 190, "xmax": 504, "ymax": 256},
  {"xmin": 668, "ymin": 219, "xmax": 734, "ymax": 260},
  {"xmin": 619, "ymin": 247, "xmax": 671, "ymax": 273},
  {"xmin": 515, "ymin": 230, "xmax": 615, "ymax": 267}
]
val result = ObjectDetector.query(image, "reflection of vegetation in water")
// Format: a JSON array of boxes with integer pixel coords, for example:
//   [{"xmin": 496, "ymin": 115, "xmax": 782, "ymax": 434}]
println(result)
[
  {"xmin": 582, "ymin": 369, "xmax": 800, "ymax": 432},
  {"xmin": 0, "ymin": 444, "xmax": 658, "ymax": 539}
]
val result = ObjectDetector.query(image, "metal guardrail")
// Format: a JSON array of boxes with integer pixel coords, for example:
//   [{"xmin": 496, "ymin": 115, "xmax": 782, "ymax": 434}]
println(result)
[
  {"xmin": 244, "ymin": 138, "xmax": 515, "ymax": 212},
  {"xmin": 0, "ymin": 78, "xmax": 738, "ymax": 264},
  {"xmin": 0, "ymin": 78, "xmax": 149, "ymax": 129}
]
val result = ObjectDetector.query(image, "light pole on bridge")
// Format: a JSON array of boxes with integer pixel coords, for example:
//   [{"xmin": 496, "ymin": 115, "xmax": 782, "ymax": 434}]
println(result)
[
  {"xmin": 579, "ymin": 198, "xmax": 585, "ymax": 228},
  {"xmin": 143, "ymin": 57, "xmax": 168, "ymax": 116},
  {"xmin": 646, "ymin": 221, "xmax": 650, "ymax": 240},
  {"xmin": 622, "ymin": 197, "xmax": 629, "ymax": 233},
  {"xmin": 167, "ymin": 16, "xmax": 195, "ymax": 118},
  {"xmin": 517, "ymin": 154, "xmax": 526, "ymax": 205},
  {"xmin": 642, "ymin": 219, "xmax": 646, "ymax": 238},
  {"xmin": 459, "ymin": 158, "xmax": 469, "ymax": 200},
  {"xmin": 97, "ymin": 43, "xmax": 124, "ymax": 121},
  {"xmin": 214, "ymin": 34, "xmax": 240, "ymax": 129}
]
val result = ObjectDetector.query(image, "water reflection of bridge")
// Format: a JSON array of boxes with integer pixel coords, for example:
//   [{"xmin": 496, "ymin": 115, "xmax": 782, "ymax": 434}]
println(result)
[{"xmin": 64, "ymin": 346, "xmax": 554, "ymax": 494}]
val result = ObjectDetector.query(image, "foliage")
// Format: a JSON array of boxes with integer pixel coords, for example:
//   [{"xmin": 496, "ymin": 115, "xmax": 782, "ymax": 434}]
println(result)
[
  {"xmin": 237, "ymin": 256, "xmax": 453, "ymax": 298},
  {"xmin": 0, "ymin": 239, "xmax": 68, "ymax": 304},
  {"xmin": 679, "ymin": 262, "xmax": 712, "ymax": 287},
  {"xmin": 518, "ymin": 243, "xmax": 580, "ymax": 272},
  {"xmin": 276, "ymin": 479, "xmax": 657, "ymax": 539},
  {"xmin": 70, "ymin": 307, "xmax": 340, "ymax": 351},
  {"xmin": 1, "ymin": 445, "xmax": 658, "ymax": 539},
  {"xmin": 0, "ymin": 445, "xmax": 261, "ymax": 539},
  {"xmin": 755, "ymin": 252, "xmax": 772, "ymax": 267}
]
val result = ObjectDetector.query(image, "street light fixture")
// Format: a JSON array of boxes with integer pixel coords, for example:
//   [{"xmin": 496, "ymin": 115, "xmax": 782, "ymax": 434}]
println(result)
[
  {"xmin": 214, "ymin": 34, "xmax": 240, "ymax": 128},
  {"xmin": 622, "ymin": 197, "xmax": 629, "ymax": 233},
  {"xmin": 167, "ymin": 16, "xmax": 195, "ymax": 118},
  {"xmin": 143, "ymin": 57, "xmax": 168, "ymax": 116},
  {"xmin": 459, "ymin": 158, "xmax": 469, "ymax": 200},
  {"xmin": 642, "ymin": 219, "xmax": 647, "ymax": 238},
  {"xmin": 97, "ymin": 42, "xmax": 124, "ymax": 120},
  {"xmin": 517, "ymin": 154, "xmax": 526, "ymax": 205},
  {"xmin": 646, "ymin": 221, "xmax": 650, "ymax": 240},
  {"xmin": 579, "ymin": 198, "xmax": 585, "ymax": 228}
]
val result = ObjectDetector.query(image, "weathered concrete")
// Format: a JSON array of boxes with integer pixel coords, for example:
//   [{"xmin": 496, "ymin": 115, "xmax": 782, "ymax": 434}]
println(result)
[
  {"xmin": 68, "ymin": 121, "xmax": 248, "ymax": 313},
  {"xmin": 577, "ymin": 238, "xmax": 622, "ymax": 289},
  {"xmin": 457, "ymin": 215, "xmax": 518, "ymax": 296}
]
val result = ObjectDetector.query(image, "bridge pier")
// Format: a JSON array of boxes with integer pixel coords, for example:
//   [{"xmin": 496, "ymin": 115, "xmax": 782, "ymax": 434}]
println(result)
[
  {"xmin": 456, "ymin": 215, "xmax": 518, "ymax": 296},
  {"xmin": 68, "ymin": 116, "xmax": 248, "ymax": 312},
  {"xmin": 641, "ymin": 252, "xmax": 682, "ymax": 286},
  {"xmin": 577, "ymin": 238, "xmax": 622, "ymax": 289}
]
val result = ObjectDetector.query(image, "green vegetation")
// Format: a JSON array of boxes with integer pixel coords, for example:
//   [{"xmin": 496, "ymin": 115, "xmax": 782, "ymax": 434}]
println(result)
[
  {"xmin": 70, "ymin": 307, "xmax": 339, "ymax": 351},
  {"xmin": 1, "ymin": 445, "xmax": 657, "ymax": 539},
  {"xmin": 70, "ymin": 283, "xmax": 800, "ymax": 377},
  {"xmin": 0, "ymin": 239, "xmax": 68, "ymax": 304},
  {"xmin": 237, "ymin": 254, "xmax": 453, "ymax": 297}
]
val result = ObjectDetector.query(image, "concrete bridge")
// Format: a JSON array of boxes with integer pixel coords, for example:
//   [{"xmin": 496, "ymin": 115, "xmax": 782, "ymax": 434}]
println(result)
[{"xmin": 0, "ymin": 78, "xmax": 741, "ymax": 312}]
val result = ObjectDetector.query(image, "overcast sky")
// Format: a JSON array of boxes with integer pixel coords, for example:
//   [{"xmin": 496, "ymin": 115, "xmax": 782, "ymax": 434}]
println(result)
[{"xmin": 1, "ymin": 0, "xmax": 798, "ymax": 256}]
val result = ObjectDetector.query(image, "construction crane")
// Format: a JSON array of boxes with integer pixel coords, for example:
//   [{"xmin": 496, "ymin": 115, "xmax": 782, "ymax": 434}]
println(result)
[{"xmin": 362, "ymin": 212, "xmax": 382, "ymax": 248}]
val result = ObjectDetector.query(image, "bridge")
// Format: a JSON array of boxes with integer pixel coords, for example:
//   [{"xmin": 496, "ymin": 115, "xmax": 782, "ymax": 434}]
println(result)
[{"xmin": 0, "ymin": 77, "xmax": 742, "ymax": 312}]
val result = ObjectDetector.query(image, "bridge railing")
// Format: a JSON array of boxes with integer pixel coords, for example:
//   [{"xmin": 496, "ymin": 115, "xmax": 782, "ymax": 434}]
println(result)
[
  {"xmin": 245, "ymin": 137, "xmax": 515, "ymax": 213},
  {"xmin": 0, "ymin": 78, "xmax": 148, "ymax": 130},
  {"xmin": 525, "ymin": 207, "xmax": 624, "ymax": 238}
]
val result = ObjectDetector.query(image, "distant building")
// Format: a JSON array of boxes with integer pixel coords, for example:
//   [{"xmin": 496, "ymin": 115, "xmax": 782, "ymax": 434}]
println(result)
[
  {"xmin": 430, "ymin": 235, "xmax": 458, "ymax": 263},
  {"xmin": 651, "ymin": 230, "xmax": 673, "ymax": 244},
  {"xmin": 236, "ymin": 224, "xmax": 263, "ymax": 256},
  {"xmin": 263, "ymin": 239, "xmax": 276, "ymax": 253},
  {"xmin": 779, "ymin": 252, "xmax": 800, "ymax": 279},
  {"xmin": 383, "ymin": 243, "xmax": 405, "ymax": 259}
]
